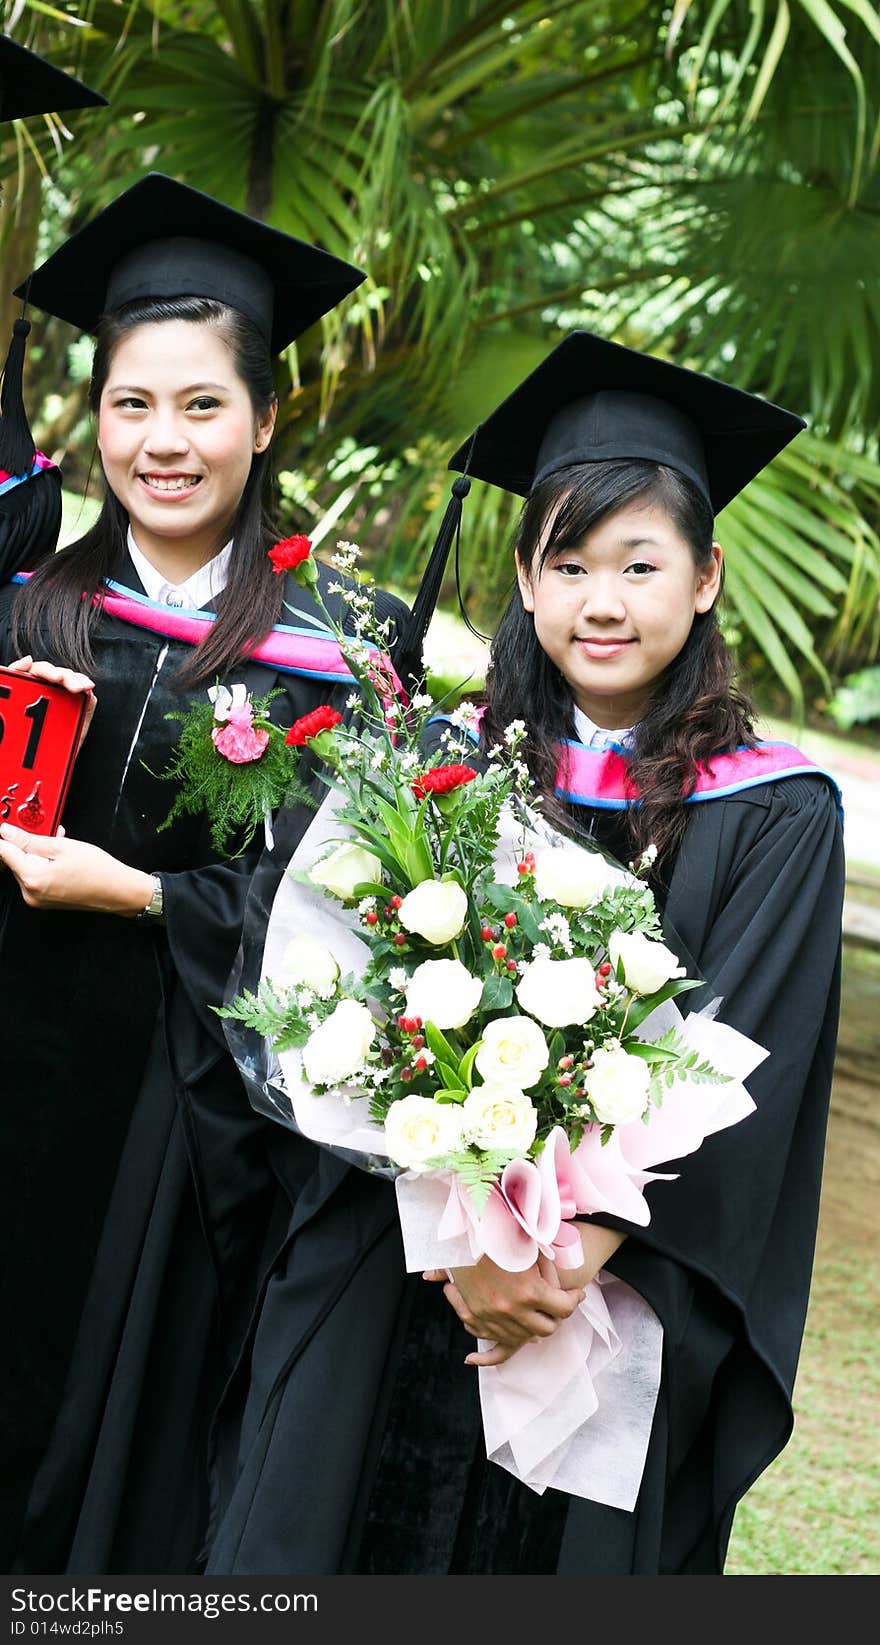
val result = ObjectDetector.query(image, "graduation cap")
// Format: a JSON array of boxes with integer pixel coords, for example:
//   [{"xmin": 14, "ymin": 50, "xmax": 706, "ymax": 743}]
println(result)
[
  {"xmin": 15, "ymin": 172, "xmax": 366, "ymax": 355},
  {"xmin": 0, "ymin": 32, "xmax": 106, "ymax": 122},
  {"xmin": 395, "ymin": 330, "xmax": 806, "ymax": 684}
]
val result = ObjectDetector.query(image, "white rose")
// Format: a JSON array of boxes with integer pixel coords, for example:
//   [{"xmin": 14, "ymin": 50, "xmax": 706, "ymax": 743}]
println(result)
[
  {"xmin": 533, "ymin": 845, "xmax": 618, "ymax": 909},
  {"xmin": 515, "ymin": 955, "xmax": 597, "ymax": 1029},
  {"xmin": 309, "ymin": 841, "xmax": 383, "ymax": 902},
  {"xmin": 399, "ymin": 878, "xmax": 467, "ymax": 945},
  {"xmin": 302, "ymin": 998, "xmax": 376, "ymax": 1086},
  {"xmin": 383, "ymin": 1095, "xmax": 465, "ymax": 1171},
  {"xmin": 462, "ymin": 1083, "xmax": 538, "ymax": 1154},
  {"xmin": 583, "ymin": 1045, "xmax": 651, "ymax": 1125},
  {"xmin": 405, "ymin": 958, "xmax": 483, "ymax": 1031},
  {"xmin": 279, "ymin": 934, "xmax": 339, "ymax": 998},
  {"xmin": 475, "ymin": 1015, "xmax": 549, "ymax": 1089},
  {"xmin": 608, "ymin": 930, "xmax": 685, "ymax": 996}
]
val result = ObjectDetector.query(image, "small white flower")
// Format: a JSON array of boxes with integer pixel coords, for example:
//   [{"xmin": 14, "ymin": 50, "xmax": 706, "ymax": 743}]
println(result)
[
  {"xmin": 310, "ymin": 841, "xmax": 383, "ymax": 903},
  {"xmin": 297, "ymin": 987, "xmax": 315, "ymax": 1009},
  {"xmin": 539, "ymin": 911, "xmax": 574, "ymax": 956},
  {"xmin": 346, "ymin": 693, "xmax": 360, "ymax": 709},
  {"xmin": 411, "ymin": 693, "xmax": 434, "ymax": 711},
  {"xmin": 450, "ymin": 702, "xmax": 482, "ymax": 733},
  {"xmin": 389, "ymin": 967, "xmax": 409, "ymax": 992},
  {"xmin": 302, "ymin": 999, "xmax": 376, "ymax": 1086},
  {"xmin": 503, "ymin": 719, "xmax": 526, "ymax": 746},
  {"xmin": 357, "ymin": 897, "xmax": 377, "ymax": 914},
  {"xmin": 405, "ymin": 958, "xmax": 483, "ymax": 1031},
  {"xmin": 475, "ymin": 1015, "xmax": 549, "ymax": 1089},
  {"xmin": 383, "ymin": 1095, "xmax": 464, "ymax": 1172},
  {"xmin": 583, "ymin": 1046, "xmax": 651, "ymax": 1126},
  {"xmin": 462, "ymin": 1083, "xmax": 538, "ymax": 1153},
  {"xmin": 516, "ymin": 955, "xmax": 597, "ymax": 1029},
  {"xmin": 398, "ymin": 879, "xmax": 468, "ymax": 946},
  {"xmin": 608, "ymin": 930, "xmax": 685, "ymax": 997}
]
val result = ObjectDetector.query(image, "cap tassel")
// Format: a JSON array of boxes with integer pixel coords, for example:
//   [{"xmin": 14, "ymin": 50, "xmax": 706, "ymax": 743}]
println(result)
[
  {"xmin": 394, "ymin": 473, "xmax": 472, "ymax": 690},
  {"xmin": 0, "ymin": 318, "xmax": 37, "ymax": 479}
]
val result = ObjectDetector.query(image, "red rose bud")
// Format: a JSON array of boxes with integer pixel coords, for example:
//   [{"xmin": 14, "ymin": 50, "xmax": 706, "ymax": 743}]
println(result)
[
  {"xmin": 492, "ymin": 943, "xmax": 507, "ymax": 960},
  {"xmin": 397, "ymin": 1015, "xmax": 411, "ymax": 1032},
  {"xmin": 414, "ymin": 1056, "xmax": 428, "ymax": 1074},
  {"xmin": 268, "ymin": 534, "xmax": 315, "ymax": 581},
  {"xmin": 285, "ymin": 705, "xmax": 343, "ymax": 746},
  {"xmin": 411, "ymin": 1016, "xmax": 423, "ymax": 1029},
  {"xmin": 411, "ymin": 764, "xmax": 478, "ymax": 801}
]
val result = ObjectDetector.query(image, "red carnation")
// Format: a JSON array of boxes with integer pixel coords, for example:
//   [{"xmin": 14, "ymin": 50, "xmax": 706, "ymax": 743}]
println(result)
[
  {"xmin": 411, "ymin": 764, "xmax": 478, "ymax": 801},
  {"xmin": 285, "ymin": 705, "xmax": 343, "ymax": 746},
  {"xmin": 268, "ymin": 535, "xmax": 314, "ymax": 575}
]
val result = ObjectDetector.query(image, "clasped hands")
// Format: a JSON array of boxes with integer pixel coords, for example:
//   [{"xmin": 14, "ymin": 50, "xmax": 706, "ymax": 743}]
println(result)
[{"xmin": 424, "ymin": 1222, "xmax": 626, "ymax": 1367}]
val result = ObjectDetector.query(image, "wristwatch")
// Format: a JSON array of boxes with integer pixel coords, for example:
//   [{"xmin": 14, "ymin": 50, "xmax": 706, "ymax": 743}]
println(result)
[{"xmin": 137, "ymin": 873, "xmax": 164, "ymax": 922}]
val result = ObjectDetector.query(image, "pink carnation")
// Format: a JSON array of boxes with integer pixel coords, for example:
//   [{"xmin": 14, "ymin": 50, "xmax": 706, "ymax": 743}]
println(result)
[{"xmin": 211, "ymin": 706, "xmax": 270, "ymax": 765}]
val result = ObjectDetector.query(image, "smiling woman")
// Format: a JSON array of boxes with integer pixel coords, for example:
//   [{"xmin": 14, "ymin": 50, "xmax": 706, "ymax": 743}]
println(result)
[{"xmin": 0, "ymin": 175, "xmax": 408, "ymax": 1576}]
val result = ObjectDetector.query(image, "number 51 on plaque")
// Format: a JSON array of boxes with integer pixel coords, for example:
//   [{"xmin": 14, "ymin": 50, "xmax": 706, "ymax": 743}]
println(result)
[{"xmin": 0, "ymin": 667, "xmax": 88, "ymax": 835}]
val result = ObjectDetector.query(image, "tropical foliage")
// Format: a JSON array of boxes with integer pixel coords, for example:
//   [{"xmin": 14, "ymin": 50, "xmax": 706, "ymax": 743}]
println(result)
[{"xmin": 2, "ymin": 0, "xmax": 879, "ymax": 710}]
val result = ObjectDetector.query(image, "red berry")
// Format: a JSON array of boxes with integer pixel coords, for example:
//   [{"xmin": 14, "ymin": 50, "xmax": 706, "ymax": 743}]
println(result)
[
  {"xmin": 365, "ymin": 910, "xmax": 378, "ymax": 926},
  {"xmin": 558, "ymin": 1073, "xmax": 573, "ymax": 1087},
  {"xmin": 506, "ymin": 959, "xmax": 518, "ymax": 973},
  {"xmin": 595, "ymin": 976, "xmax": 605, "ymax": 991},
  {"xmin": 524, "ymin": 852, "xmax": 536, "ymax": 868},
  {"xmin": 383, "ymin": 906, "xmax": 394, "ymax": 920},
  {"xmin": 516, "ymin": 862, "xmax": 529, "ymax": 876},
  {"xmin": 599, "ymin": 961, "xmax": 612, "ymax": 977},
  {"xmin": 411, "ymin": 1035, "xmax": 425, "ymax": 1051},
  {"xmin": 481, "ymin": 925, "xmax": 493, "ymax": 942},
  {"xmin": 492, "ymin": 943, "xmax": 507, "ymax": 961},
  {"xmin": 504, "ymin": 912, "xmax": 517, "ymax": 929},
  {"xmin": 390, "ymin": 894, "xmax": 403, "ymax": 910},
  {"xmin": 394, "ymin": 932, "xmax": 407, "ymax": 947},
  {"xmin": 558, "ymin": 1054, "xmax": 574, "ymax": 1071},
  {"xmin": 397, "ymin": 1014, "xmax": 411, "ymax": 1032},
  {"xmin": 400, "ymin": 1066, "xmax": 413, "ymax": 1082},
  {"xmin": 414, "ymin": 1056, "xmax": 427, "ymax": 1073}
]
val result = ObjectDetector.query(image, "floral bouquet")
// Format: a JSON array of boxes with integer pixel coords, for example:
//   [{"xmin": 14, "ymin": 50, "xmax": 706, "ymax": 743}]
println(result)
[{"xmin": 221, "ymin": 537, "xmax": 767, "ymax": 1509}]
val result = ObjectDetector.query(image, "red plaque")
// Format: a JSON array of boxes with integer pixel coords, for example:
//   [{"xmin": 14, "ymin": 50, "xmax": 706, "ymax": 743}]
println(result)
[{"xmin": 0, "ymin": 667, "xmax": 88, "ymax": 836}]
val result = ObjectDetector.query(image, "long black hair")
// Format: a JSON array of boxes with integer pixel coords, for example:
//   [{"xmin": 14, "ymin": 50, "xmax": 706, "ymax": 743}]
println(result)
[
  {"xmin": 13, "ymin": 295, "xmax": 286, "ymax": 686},
  {"xmin": 481, "ymin": 459, "xmax": 756, "ymax": 867}
]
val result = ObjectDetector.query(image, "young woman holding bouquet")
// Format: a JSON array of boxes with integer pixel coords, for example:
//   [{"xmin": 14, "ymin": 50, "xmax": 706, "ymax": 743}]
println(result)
[
  {"xmin": 204, "ymin": 333, "xmax": 844, "ymax": 1577},
  {"xmin": 0, "ymin": 175, "xmax": 408, "ymax": 1574}
]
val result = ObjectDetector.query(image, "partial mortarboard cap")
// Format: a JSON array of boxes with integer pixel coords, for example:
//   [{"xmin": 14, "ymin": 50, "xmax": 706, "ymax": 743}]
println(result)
[
  {"xmin": 16, "ymin": 172, "xmax": 367, "ymax": 355},
  {"xmin": 0, "ymin": 32, "xmax": 106, "ymax": 122},
  {"xmin": 394, "ymin": 330, "xmax": 806, "ymax": 683}
]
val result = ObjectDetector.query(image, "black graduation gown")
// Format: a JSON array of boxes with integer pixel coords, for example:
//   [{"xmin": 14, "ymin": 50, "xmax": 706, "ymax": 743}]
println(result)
[
  {"xmin": 203, "ymin": 758, "xmax": 844, "ymax": 1576},
  {"xmin": 0, "ymin": 556, "xmax": 406, "ymax": 1575}
]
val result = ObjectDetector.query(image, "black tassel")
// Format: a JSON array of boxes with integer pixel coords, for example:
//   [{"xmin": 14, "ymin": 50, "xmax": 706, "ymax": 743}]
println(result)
[
  {"xmin": 394, "ymin": 474, "xmax": 471, "ymax": 690},
  {"xmin": 0, "ymin": 317, "xmax": 37, "ymax": 479}
]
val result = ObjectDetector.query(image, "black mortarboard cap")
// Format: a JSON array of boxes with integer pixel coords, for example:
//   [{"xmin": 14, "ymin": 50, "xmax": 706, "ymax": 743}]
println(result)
[
  {"xmin": 0, "ymin": 32, "xmax": 106, "ymax": 122},
  {"xmin": 395, "ymin": 330, "xmax": 806, "ymax": 684},
  {"xmin": 447, "ymin": 330, "xmax": 805, "ymax": 515},
  {"xmin": 15, "ymin": 172, "xmax": 366, "ymax": 354}
]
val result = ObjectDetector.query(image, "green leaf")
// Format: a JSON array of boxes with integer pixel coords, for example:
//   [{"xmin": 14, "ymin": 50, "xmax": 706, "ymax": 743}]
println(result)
[{"xmin": 479, "ymin": 974, "xmax": 514, "ymax": 1013}]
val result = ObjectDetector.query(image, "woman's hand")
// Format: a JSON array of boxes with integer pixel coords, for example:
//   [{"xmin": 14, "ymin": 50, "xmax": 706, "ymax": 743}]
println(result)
[
  {"xmin": 5, "ymin": 655, "xmax": 97, "ymax": 753},
  {"xmin": 0, "ymin": 824, "xmax": 155, "ymax": 916},
  {"xmin": 423, "ymin": 1252, "xmax": 586, "ymax": 1368},
  {"xmin": 555, "ymin": 1223, "xmax": 628, "ymax": 1291}
]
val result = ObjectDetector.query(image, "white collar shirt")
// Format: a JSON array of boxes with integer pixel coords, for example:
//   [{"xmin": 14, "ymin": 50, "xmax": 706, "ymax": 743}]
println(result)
[
  {"xmin": 572, "ymin": 704, "xmax": 635, "ymax": 752},
  {"xmin": 127, "ymin": 527, "xmax": 233, "ymax": 610}
]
